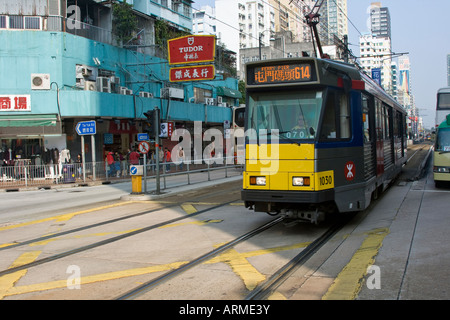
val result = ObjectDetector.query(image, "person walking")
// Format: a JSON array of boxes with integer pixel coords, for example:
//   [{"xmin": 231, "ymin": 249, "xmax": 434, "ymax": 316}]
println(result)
[
  {"xmin": 106, "ymin": 151, "xmax": 115, "ymax": 177},
  {"xmin": 164, "ymin": 147, "xmax": 171, "ymax": 172}
]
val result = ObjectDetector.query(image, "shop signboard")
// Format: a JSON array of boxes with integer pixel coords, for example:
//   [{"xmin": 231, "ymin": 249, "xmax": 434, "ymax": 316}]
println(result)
[
  {"xmin": 169, "ymin": 65, "xmax": 215, "ymax": 82},
  {"xmin": 168, "ymin": 35, "xmax": 215, "ymax": 65}
]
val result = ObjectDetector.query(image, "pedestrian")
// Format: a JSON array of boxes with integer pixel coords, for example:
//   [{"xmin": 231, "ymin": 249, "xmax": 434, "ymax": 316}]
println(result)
[
  {"xmin": 75, "ymin": 153, "xmax": 82, "ymax": 178},
  {"xmin": 129, "ymin": 148, "xmax": 140, "ymax": 165},
  {"xmin": 106, "ymin": 151, "xmax": 115, "ymax": 177},
  {"xmin": 114, "ymin": 152, "xmax": 122, "ymax": 177},
  {"xmin": 164, "ymin": 147, "xmax": 171, "ymax": 172},
  {"xmin": 178, "ymin": 147, "xmax": 185, "ymax": 170}
]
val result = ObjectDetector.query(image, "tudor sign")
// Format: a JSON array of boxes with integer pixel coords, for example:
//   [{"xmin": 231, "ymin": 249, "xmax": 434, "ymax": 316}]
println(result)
[{"xmin": 168, "ymin": 35, "xmax": 216, "ymax": 65}]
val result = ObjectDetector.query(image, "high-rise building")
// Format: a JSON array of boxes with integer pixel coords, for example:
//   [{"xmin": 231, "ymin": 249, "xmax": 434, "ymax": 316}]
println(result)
[
  {"xmin": 359, "ymin": 2, "xmax": 394, "ymax": 95},
  {"xmin": 369, "ymin": 2, "xmax": 391, "ymax": 39},
  {"xmin": 447, "ymin": 54, "xmax": 450, "ymax": 86},
  {"xmin": 318, "ymin": 0, "xmax": 348, "ymax": 46}
]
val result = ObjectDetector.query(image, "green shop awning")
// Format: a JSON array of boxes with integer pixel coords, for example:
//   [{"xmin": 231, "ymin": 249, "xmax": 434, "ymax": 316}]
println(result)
[
  {"xmin": 0, "ymin": 114, "xmax": 58, "ymax": 127},
  {"xmin": 217, "ymin": 87, "xmax": 242, "ymax": 99}
]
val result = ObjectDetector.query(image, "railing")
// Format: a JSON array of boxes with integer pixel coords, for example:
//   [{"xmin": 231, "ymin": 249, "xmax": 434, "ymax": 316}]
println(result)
[{"xmin": 0, "ymin": 157, "xmax": 243, "ymax": 190}]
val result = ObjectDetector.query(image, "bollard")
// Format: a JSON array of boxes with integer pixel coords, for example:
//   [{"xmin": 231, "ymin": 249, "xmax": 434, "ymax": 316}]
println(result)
[
  {"xmin": 131, "ymin": 175, "xmax": 142, "ymax": 194},
  {"xmin": 130, "ymin": 165, "xmax": 143, "ymax": 194}
]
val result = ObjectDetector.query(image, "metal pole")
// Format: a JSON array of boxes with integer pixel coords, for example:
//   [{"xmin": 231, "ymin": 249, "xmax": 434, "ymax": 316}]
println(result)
[
  {"xmin": 154, "ymin": 106, "xmax": 160, "ymax": 195},
  {"xmin": 91, "ymin": 134, "xmax": 96, "ymax": 181},
  {"xmin": 143, "ymin": 152, "xmax": 147, "ymax": 193},
  {"xmin": 81, "ymin": 135, "xmax": 86, "ymax": 182}
]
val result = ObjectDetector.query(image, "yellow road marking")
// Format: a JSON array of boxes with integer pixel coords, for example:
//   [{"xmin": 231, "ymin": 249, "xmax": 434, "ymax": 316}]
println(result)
[
  {"xmin": 0, "ymin": 251, "xmax": 41, "ymax": 299},
  {"xmin": 181, "ymin": 204, "xmax": 197, "ymax": 215},
  {"xmin": 0, "ymin": 201, "xmax": 135, "ymax": 232},
  {"xmin": 322, "ymin": 228, "xmax": 389, "ymax": 300},
  {"xmin": 1, "ymin": 242, "xmax": 309, "ymax": 298}
]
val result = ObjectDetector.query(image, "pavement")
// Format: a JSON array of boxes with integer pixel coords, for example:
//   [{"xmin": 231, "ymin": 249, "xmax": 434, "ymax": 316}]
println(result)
[
  {"xmin": 283, "ymin": 142, "xmax": 450, "ymax": 300},
  {"xmin": 355, "ymin": 143, "xmax": 450, "ymax": 299}
]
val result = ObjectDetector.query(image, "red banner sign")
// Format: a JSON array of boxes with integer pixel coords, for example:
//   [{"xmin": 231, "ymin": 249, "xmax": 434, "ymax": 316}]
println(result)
[
  {"xmin": 168, "ymin": 35, "xmax": 215, "ymax": 65},
  {"xmin": 170, "ymin": 65, "xmax": 215, "ymax": 82}
]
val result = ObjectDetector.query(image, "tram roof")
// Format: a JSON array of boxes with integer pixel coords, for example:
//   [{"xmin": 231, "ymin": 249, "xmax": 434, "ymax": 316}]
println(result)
[
  {"xmin": 438, "ymin": 87, "xmax": 450, "ymax": 94},
  {"xmin": 245, "ymin": 57, "xmax": 404, "ymax": 112}
]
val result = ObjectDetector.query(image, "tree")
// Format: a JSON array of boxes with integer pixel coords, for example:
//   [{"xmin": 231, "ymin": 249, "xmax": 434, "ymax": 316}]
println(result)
[{"xmin": 112, "ymin": 0, "xmax": 138, "ymax": 45}]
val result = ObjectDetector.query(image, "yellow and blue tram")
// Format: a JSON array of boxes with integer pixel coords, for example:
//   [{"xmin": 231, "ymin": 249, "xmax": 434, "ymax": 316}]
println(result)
[{"xmin": 241, "ymin": 58, "xmax": 407, "ymax": 223}]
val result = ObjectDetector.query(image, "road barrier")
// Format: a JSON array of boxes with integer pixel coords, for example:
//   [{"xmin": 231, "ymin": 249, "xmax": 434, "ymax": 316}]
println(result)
[{"xmin": 0, "ymin": 156, "xmax": 242, "ymax": 190}]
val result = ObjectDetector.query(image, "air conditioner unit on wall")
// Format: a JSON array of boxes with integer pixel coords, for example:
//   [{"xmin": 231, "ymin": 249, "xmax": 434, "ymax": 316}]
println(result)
[
  {"xmin": 160, "ymin": 87, "xmax": 184, "ymax": 100},
  {"xmin": 217, "ymin": 96, "xmax": 223, "ymax": 104},
  {"xmin": 31, "ymin": 73, "xmax": 51, "ymax": 90},
  {"xmin": 139, "ymin": 92, "xmax": 153, "ymax": 98},
  {"xmin": 205, "ymin": 98, "xmax": 217, "ymax": 105},
  {"xmin": 96, "ymin": 77, "xmax": 111, "ymax": 93},
  {"xmin": 120, "ymin": 87, "xmax": 133, "ymax": 95},
  {"xmin": 110, "ymin": 76, "xmax": 120, "ymax": 93},
  {"xmin": 85, "ymin": 81, "xmax": 96, "ymax": 91}
]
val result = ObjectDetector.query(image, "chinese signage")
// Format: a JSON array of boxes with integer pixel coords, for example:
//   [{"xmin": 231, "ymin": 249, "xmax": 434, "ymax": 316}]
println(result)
[
  {"xmin": 0, "ymin": 95, "xmax": 31, "ymax": 111},
  {"xmin": 251, "ymin": 64, "xmax": 312, "ymax": 85},
  {"xmin": 75, "ymin": 120, "xmax": 96, "ymax": 135},
  {"xmin": 169, "ymin": 65, "xmax": 215, "ymax": 82},
  {"xmin": 168, "ymin": 35, "xmax": 215, "ymax": 65}
]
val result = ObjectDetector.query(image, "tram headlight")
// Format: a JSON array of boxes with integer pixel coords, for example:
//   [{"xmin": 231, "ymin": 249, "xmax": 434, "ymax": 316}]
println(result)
[
  {"xmin": 250, "ymin": 176, "xmax": 266, "ymax": 186},
  {"xmin": 292, "ymin": 176, "xmax": 310, "ymax": 186},
  {"xmin": 434, "ymin": 166, "xmax": 450, "ymax": 173}
]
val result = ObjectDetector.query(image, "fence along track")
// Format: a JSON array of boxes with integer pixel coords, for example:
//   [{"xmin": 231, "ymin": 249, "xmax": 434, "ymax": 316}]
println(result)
[{"xmin": 0, "ymin": 157, "xmax": 242, "ymax": 189}]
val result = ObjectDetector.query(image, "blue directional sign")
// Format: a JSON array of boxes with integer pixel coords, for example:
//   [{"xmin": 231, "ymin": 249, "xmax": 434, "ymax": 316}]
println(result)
[
  {"xmin": 76, "ymin": 120, "xmax": 96, "ymax": 135},
  {"xmin": 130, "ymin": 166, "xmax": 138, "ymax": 175},
  {"xmin": 371, "ymin": 68, "xmax": 381, "ymax": 86},
  {"xmin": 137, "ymin": 133, "xmax": 149, "ymax": 141}
]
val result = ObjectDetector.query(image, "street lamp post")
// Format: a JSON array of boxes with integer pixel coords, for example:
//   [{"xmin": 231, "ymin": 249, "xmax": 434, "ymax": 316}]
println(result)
[{"xmin": 259, "ymin": 29, "xmax": 272, "ymax": 60}]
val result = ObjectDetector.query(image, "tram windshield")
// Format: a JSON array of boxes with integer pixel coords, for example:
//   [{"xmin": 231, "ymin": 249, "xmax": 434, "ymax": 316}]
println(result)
[
  {"xmin": 247, "ymin": 90, "xmax": 323, "ymax": 142},
  {"xmin": 437, "ymin": 92, "xmax": 450, "ymax": 110},
  {"xmin": 435, "ymin": 128, "xmax": 450, "ymax": 152}
]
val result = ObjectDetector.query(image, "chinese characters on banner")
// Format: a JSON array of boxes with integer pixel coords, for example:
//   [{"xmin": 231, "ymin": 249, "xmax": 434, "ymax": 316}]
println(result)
[
  {"xmin": 169, "ymin": 65, "xmax": 215, "ymax": 82},
  {"xmin": 168, "ymin": 35, "xmax": 216, "ymax": 83},
  {"xmin": 0, "ymin": 95, "xmax": 31, "ymax": 111}
]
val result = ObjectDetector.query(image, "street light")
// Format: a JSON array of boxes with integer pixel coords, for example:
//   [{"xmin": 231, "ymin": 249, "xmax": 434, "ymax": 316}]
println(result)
[{"xmin": 259, "ymin": 29, "xmax": 273, "ymax": 60}]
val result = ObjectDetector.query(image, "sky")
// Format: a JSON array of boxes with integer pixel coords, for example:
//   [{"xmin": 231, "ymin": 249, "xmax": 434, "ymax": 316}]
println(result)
[{"xmin": 191, "ymin": 0, "xmax": 450, "ymax": 129}]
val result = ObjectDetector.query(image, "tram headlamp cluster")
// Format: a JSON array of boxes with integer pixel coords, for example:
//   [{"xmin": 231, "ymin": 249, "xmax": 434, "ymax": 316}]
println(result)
[
  {"xmin": 434, "ymin": 166, "xmax": 450, "ymax": 173},
  {"xmin": 292, "ymin": 176, "xmax": 310, "ymax": 186},
  {"xmin": 250, "ymin": 176, "xmax": 266, "ymax": 186}
]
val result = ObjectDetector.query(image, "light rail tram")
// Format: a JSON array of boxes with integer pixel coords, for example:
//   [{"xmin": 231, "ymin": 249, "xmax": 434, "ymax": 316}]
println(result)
[
  {"xmin": 241, "ymin": 57, "xmax": 407, "ymax": 223},
  {"xmin": 433, "ymin": 114, "xmax": 450, "ymax": 187}
]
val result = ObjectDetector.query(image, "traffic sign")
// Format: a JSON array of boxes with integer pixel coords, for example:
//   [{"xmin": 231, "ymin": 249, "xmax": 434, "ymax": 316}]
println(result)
[
  {"xmin": 137, "ymin": 133, "xmax": 149, "ymax": 141},
  {"xmin": 130, "ymin": 165, "xmax": 143, "ymax": 176},
  {"xmin": 138, "ymin": 141, "xmax": 150, "ymax": 154},
  {"xmin": 76, "ymin": 120, "xmax": 96, "ymax": 135}
]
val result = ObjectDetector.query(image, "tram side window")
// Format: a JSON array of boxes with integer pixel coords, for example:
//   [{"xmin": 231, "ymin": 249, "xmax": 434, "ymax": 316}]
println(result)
[
  {"xmin": 362, "ymin": 94, "xmax": 371, "ymax": 143},
  {"xmin": 375, "ymin": 99, "xmax": 384, "ymax": 140},
  {"xmin": 383, "ymin": 105, "xmax": 391, "ymax": 139},
  {"xmin": 320, "ymin": 91, "xmax": 350, "ymax": 140}
]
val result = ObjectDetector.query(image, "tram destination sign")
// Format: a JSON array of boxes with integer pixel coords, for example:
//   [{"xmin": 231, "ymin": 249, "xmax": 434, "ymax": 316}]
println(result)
[{"xmin": 248, "ymin": 63, "xmax": 313, "ymax": 85}]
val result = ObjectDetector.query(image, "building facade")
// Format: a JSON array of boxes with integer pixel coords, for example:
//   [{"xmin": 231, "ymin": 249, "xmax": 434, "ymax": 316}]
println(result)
[{"xmin": 0, "ymin": 0, "xmax": 241, "ymax": 169}]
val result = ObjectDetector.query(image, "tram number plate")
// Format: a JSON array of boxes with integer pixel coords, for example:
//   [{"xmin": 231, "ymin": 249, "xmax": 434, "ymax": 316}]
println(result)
[{"xmin": 316, "ymin": 171, "xmax": 334, "ymax": 190}]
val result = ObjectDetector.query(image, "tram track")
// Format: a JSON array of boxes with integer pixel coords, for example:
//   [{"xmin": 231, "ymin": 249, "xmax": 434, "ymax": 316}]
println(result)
[
  {"xmin": 116, "ymin": 216, "xmax": 284, "ymax": 300},
  {"xmin": 0, "ymin": 184, "xmax": 242, "ymax": 279},
  {"xmin": 245, "ymin": 215, "xmax": 353, "ymax": 300},
  {"xmin": 115, "ymin": 213, "xmax": 355, "ymax": 300},
  {"xmin": 0, "ymin": 187, "xmax": 238, "ymax": 252}
]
